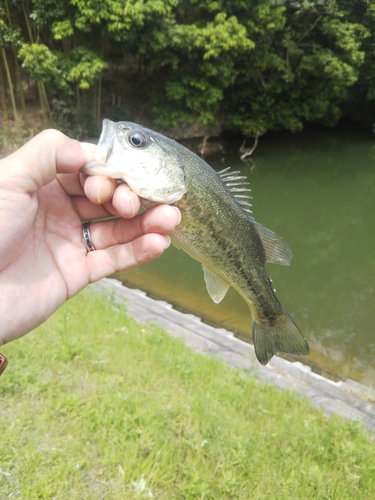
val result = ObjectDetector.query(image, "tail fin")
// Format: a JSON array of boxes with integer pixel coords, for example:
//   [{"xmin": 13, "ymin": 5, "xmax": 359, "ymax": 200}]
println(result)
[{"xmin": 252, "ymin": 311, "xmax": 309, "ymax": 365}]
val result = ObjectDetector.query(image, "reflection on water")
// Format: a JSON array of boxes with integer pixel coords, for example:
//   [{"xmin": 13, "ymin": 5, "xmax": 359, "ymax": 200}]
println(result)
[{"xmin": 115, "ymin": 125, "xmax": 375, "ymax": 386}]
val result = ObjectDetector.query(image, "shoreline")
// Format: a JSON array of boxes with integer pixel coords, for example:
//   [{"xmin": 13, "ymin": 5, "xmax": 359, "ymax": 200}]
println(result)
[{"xmin": 91, "ymin": 278, "xmax": 375, "ymax": 433}]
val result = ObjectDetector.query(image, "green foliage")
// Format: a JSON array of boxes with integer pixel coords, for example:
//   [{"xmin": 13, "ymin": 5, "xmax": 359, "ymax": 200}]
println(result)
[
  {"xmin": 1, "ymin": 287, "xmax": 375, "ymax": 498},
  {"xmin": 65, "ymin": 46, "xmax": 107, "ymax": 89},
  {"xmin": 18, "ymin": 42, "xmax": 67, "ymax": 87},
  {"xmin": 0, "ymin": 13, "xmax": 22, "ymax": 47},
  {"xmin": 221, "ymin": 1, "xmax": 369, "ymax": 135},
  {"xmin": 18, "ymin": 39, "xmax": 106, "ymax": 90},
  {"xmin": 3, "ymin": 0, "xmax": 375, "ymax": 135},
  {"xmin": 51, "ymin": 18, "xmax": 74, "ymax": 39}
]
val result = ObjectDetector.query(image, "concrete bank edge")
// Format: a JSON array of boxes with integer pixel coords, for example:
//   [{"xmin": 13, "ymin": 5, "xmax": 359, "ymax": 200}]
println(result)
[{"xmin": 90, "ymin": 278, "xmax": 375, "ymax": 433}]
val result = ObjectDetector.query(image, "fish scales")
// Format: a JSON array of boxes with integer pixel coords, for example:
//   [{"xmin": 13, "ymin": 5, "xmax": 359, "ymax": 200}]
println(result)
[
  {"xmin": 81, "ymin": 119, "xmax": 309, "ymax": 365},
  {"xmin": 173, "ymin": 156, "xmax": 270, "ymax": 295},
  {"xmin": 172, "ymin": 154, "xmax": 284, "ymax": 323}
]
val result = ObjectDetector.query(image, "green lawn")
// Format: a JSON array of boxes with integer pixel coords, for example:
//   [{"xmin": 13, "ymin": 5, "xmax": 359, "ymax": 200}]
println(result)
[{"xmin": 1, "ymin": 288, "xmax": 374, "ymax": 499}]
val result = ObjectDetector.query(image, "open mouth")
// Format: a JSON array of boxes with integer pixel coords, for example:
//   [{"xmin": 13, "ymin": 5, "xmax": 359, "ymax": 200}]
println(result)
[{"xmin": 96, "ymin": 119, "xmax": 115, "ymax": 164}]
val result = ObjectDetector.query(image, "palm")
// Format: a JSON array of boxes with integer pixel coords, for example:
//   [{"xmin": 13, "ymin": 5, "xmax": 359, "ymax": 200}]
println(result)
[{"xmin": 1, "ymin": 177, "xmax": 91, "ymax": 339}]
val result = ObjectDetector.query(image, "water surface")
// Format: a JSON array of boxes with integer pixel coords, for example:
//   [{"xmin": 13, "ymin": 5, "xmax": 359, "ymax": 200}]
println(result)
[{"xmin": 115, "ymin": 126, "xmax": 375, "ymax": 385}]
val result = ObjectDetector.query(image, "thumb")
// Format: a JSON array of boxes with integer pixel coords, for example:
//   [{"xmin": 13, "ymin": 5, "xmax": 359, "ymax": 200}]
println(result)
[{"xmin": 0, "ymin": 129, "xmax": 96, "ymax": 193}]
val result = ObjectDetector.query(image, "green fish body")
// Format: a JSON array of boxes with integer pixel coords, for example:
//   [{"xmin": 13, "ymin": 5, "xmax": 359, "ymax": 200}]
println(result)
[{"xmin": 81, "ymin": 119, "xmax": 309, "ymax": 365}]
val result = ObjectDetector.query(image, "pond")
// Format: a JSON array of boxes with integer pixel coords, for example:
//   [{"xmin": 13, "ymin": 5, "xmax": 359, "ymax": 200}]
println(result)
[{"xmin": 114, "ymin": 124, "xmax": 375, "ymax": 386}]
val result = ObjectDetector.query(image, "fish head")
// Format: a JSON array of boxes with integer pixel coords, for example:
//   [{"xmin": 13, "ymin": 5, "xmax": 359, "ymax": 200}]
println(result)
[{"xmin": 81, "ymin": 119, "xmax": 186, "ymax": 204}]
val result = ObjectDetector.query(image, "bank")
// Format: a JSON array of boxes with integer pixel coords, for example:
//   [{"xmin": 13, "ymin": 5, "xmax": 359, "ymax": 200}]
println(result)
[{"xmin": 92, "ymin": 278, "xmax": 375, "ymax": 433}]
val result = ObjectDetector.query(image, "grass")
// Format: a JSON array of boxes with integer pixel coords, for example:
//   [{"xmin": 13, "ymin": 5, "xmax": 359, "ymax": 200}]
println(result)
[{"xmin": 1, "ymin": 288, "xmax": 374, "ymax": 499}]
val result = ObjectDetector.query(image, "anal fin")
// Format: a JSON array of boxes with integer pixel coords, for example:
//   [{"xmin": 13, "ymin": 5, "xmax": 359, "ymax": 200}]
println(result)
[{"xmin": 202, "ymin": 265, "xmax": 230, "ymax": 304}]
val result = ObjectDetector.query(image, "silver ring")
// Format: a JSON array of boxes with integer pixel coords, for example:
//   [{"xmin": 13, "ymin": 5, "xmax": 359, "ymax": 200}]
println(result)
[{"xmin": 82, "ymin": 222, "xmax": 96, "ymax": 252}]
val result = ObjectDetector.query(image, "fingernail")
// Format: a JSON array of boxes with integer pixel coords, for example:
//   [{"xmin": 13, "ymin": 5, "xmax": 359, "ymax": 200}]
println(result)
[
  {"xmin": 97, "ymin": 178, "xmax": 115, "ymax": 204},
  {"xmin": 80, "ymin": 142, "xmax": 98, "ymax": 152},
  {"xmin": 121, "ymin": 189, "xmax": 137, "ymax": 217},
  {"xmin": 173, "ymin": 206, "xmax": 181, "ymax": 225},
  {"xmin": 164, "ymin": 236, "xmax": 171, "ymax": 249}
]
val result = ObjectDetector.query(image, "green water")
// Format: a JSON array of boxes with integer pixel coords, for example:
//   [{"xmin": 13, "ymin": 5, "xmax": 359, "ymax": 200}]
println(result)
[{"xmin": 115, "ymin": 125, "xmax": 375, "ymax": 385}]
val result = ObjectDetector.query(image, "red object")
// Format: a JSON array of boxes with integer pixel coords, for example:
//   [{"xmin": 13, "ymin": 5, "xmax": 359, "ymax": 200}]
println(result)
[{"xmin": 0, "ymin": 353, "xmax": 7, "ymax": 376}]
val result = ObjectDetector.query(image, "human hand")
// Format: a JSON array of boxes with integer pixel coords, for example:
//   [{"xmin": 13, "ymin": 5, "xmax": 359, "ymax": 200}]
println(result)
[{"xmin": 0, "ymin": 129, "xmax": 181, "ymax": 345}]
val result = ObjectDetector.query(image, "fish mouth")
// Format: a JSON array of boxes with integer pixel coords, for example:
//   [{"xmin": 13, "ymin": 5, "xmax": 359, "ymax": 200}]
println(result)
[{"xmin": 96, "ymin": 118, "xmax": 115, "ymax": 164}]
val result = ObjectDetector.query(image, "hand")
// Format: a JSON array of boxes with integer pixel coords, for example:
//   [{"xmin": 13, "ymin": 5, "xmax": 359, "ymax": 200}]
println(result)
[{"xmin": 0, "ymin": 129, "xmax": 181, "ymax": 345}]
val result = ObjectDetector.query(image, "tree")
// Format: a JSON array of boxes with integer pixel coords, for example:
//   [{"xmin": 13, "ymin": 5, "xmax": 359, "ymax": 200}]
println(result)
[{"xmin": 2, "ymin": 0, "xmax": 375, "ymax": 137}]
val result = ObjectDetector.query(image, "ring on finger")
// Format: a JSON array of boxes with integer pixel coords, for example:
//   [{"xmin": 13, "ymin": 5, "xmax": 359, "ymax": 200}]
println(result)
[{"xmin": 82, "ymin": 222, "xmax": 96, "ymax": 252}]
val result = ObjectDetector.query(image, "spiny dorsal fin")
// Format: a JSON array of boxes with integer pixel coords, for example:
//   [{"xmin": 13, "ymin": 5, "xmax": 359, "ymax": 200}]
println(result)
[
  {"xmin": 253, "ymin": 221, "xmax": 293, "ymax": 266},
  {"xmin": 202, "ymin": 265, "xmax": 230, "ymax": 303},
  {"xmin": 218, "ymin": 167, "xmax": 253, "ymax": 214},
  {"xmin": 218, "ymin": 168, "xmax": 291, "ymax": 265},
  {"xmin": 217, "ymin": 166, "xmax": 237, "ymax": 176}
]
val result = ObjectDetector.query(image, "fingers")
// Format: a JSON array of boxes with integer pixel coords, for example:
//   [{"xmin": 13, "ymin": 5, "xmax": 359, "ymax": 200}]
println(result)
[
  {"xmin": 107, "ymin": 183, "xmax": 141, "ymax": 218},
  {"xmin": 82, "ymin": 174, "xmax": 117, "ymax": 205},
  {"xmin": 82, "ymin": 204, "xmax": 181, "ymax": 282},
  {"xmin": 87, "ymin": 204, "xmax": 181, "ymax": 249},
  {"xmin": 0, "ymin": 130, "xmax": 96, "ymax": 193},
  {"xmin": 72, "ymin": 180, "xmax": 143, "ymax": 221},
  {"xmin": 83, "ymin": 178, "xmax": 141, "ymax": 217},
  {"xmin": 86, "ymin": 233, "xmax": 171, "ymax": 283},
  {"xmin": 0, "ymin": 129, "xmax": 143, "ymax": 220}
]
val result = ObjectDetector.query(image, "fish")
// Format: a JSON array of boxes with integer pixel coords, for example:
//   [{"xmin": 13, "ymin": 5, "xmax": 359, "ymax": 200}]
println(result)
[{"xmin": 81, "ymin": 119, "xmax": 309, "ymax": 365}]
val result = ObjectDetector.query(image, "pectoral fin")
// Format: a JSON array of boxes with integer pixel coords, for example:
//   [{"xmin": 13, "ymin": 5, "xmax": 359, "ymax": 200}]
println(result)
[
  {"xmin": 253, "ymin": 221, "xmax": 293, "ymax": 266},
  {"xmin": 170, "ymin": 236, "xmax": 182, "ymax": 250},
  {"xmin": 202, "ymin": 265, "xmax": 230, "ymax": 304}
]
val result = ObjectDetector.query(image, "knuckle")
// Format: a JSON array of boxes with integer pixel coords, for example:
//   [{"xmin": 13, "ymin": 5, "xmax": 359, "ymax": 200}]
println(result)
[{"xmin": 38, "ymin": 128, "xmax": 66, "ymax": 144}]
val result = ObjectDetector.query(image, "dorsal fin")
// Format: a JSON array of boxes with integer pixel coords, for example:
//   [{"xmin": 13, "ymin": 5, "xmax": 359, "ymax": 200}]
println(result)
[
  {"xmin": 217, "ymin": 166, "xmax": 237, "ymax": 176},
  {"xmin": 218, "ymin": 167, "xmax": 291, "ymax": 263},
  {"xmin": 218, "ymin": 167, "xmax": 253, "ymax": 214},
  {"xmin": 253, "ymin": 221, "xmax": 293, "ymax": 266}
]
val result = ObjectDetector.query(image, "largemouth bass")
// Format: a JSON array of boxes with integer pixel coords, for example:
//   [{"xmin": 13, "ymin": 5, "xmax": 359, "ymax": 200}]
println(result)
[{"xmin": 82, "ymin": 119, "xmax": 309, "ymax": 365}]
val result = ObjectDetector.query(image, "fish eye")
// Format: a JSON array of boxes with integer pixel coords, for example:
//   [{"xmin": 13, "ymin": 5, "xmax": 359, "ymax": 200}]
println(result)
[{"xmin": 128, "ymin": 130, "xmax": 148, "ymax": 148}]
